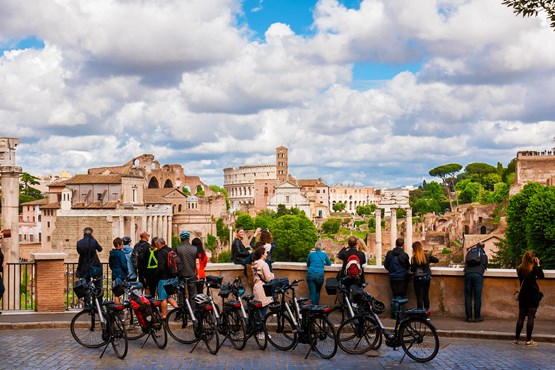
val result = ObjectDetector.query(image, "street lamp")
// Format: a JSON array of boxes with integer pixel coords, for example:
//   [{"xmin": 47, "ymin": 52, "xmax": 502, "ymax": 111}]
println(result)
[{"xmin": 228, "ymin": 211, "xmax": 235, "ymax": 251}]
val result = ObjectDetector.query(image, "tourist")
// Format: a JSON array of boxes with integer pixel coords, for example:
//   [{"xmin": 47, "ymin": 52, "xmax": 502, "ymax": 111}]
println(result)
[
  {"xmin": 192, "ymin": 237, "xmax": 209, "ymax": 293},
  {"xmin": 231, "ymin": 228, "xmax": 251, "ymax": 275},
  {"xmin": 464, "ymin": 242, "xmax": 488, "ymax": 322},
  {"xmin": 133, "ymin": 231, "xmax": 151, "ymax": 290},
  {"xmin": 514, "ymin": 251, "xmax": 544, "ymax": 346},
  {"xmin": 357, "ymin": 238, "xmax": 369, "ymax": 266},
  {"xmin": 306, "ymin": 242, "xmax": 331, "ymax": 305},
  {"xmin": 410, "ymin": 241, "xmax": 439, "ymax": 310},
  {"xmin": 144, "ymin": 236, "xmax": 159, "ymax": 297},
  {"xmin": 252, "ymin": 246, "xmax": 274, "ymax": 319},
  {"xmin": 76, "ymin": 227, "xmax": 103, "ymax": 281},
  {"xmin": 154, "ymin": 238, "xmax": 178, "ymax": 319},
  {"xmin": 122, "ymin": 236, "xmax": 136, "ymax": 282},
  {"xmin": 109, "ymin": 237, "xmax": 129, "ymax": 304},
  {"xmin": 175, "ymin": 231, "xmax": 199, "ymax": 300},
  {"xmin": 384, "ymin": 238, "xmax": 410, "ymax": 318},
  {"xmin": 337, "ymin": 236, "xmax": 366, "ymax": 288},
  {"xmin": 250, "ymin": 228, "xmax": 276, "ymax": 271}
]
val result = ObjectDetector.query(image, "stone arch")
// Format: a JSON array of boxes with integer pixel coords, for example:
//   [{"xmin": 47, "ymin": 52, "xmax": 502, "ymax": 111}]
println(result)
[
  {"xmin": 464, "ymin": 225, "xmax": 470, "ymax": 234},
  {"xmin": 480, "ymin": 226, "xmax": 487, "ymax": 234},
  {"xmin": 163, "ymin": 179, "xmax": 173, "ymax": 188},
  {"xmin": 148, "ymin": 176, "xmax": 160, "ymax": 188}
]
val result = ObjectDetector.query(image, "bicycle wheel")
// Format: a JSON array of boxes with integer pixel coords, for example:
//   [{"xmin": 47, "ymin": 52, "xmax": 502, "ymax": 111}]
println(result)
[
  {"xmin": 166, "ymin": 308, "xmax": 197, "ymax": 344},
  {"xmin": 202, "ymin": 312, "xmax": 220, "ymax": 355},
  {"xmin": 225, "ymin": 310, "xmax": 247, "ymax": 350},
  {"xmin": 151, "ymin": 309, "xmax": 168, "ymax": 349},
  {"xmin": 122, "ymin": 307, "xmax": 145, "ymax": 340},
  {"xmin": 70, "ymin": 309, "xmax": 108, "ymax": 348},
  {"xmin": 110, "ymin": 314, "xmax": 128, "ymax": 359},
  {"xmin": 309, "ymin": 314, "xmax": 337, "ymax": 359},
  {"xmin": 400, "ymin": 318, "xmax": 439, "ymax": 363},
  {"xmin": 337, "ymin": 316, "xmax": 380, "ymax": 354},
  {"xmin": 252, "ymin": 313, "xmax": 268, "ymax": 350},
  {"xmin": 263, "ymin": 312, "xmax": 297, "ymax": 351},
  {"xmin": 326, "ymin": 306, "xmax": 346, "ymax": 329}
]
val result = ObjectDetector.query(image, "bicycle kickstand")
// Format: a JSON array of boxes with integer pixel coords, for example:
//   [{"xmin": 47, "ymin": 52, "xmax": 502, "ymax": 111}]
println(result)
[
  {"xmin": 140, "ymin": 331, "xmax": 152, "ymax": 348},
  {"xmin": 99, "ymin": 340, "xmax": 111, "ymax": 359},
  {"xmin": 189, "ymin": 338, "xmax": 202, "ymax": 354}
]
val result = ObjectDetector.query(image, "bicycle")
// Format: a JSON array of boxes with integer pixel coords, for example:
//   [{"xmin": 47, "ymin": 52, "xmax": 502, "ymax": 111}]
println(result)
[
  {"xmin": 70, "ymin": 277, "xmax": 128, "ymax": 359},
  {"xmin": 326, "ymin": 277, "xmax": 361, "ymax": 327},
  {"xmin": 127, "ymin": 286, "xmax": 168, "ymax": 349},
  {"xmin": 165, "ymin": 276, "xmax": 220, "ymax": 354},
  {"xmin": 215, "ymin": 277, "xmax": 250, "ymax": 351},
  {"xmin": 263, "ymin": 278, "xmax": 338, "ymax": 359},
  {"xmin": 111, "ymin": 278, "xmax": 146, "ymax": 340},
  {"xmin": 336, "ymin": 287, "xmax": 439, "ymax": 363}
]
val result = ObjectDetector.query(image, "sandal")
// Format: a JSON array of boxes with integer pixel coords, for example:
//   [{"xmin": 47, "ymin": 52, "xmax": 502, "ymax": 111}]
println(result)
[{"xmin": 525, "ymin": 340, "xmax": 537, "ymax": 346}]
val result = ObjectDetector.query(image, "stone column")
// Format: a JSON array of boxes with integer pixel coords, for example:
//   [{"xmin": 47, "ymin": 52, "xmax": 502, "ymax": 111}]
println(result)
[
  {"xmin": 390, "ymin": 208, "xmax": 397, "ymax": 250},
  {"xmin": 119, "ymin": 216, "xmax": 124, "ymax": 238},
  {"xmin": 141, "ymin": 216, "xmax": 147, "ymax": 234},
  {"xmin": 167, "ymin": 215, "xmax": 173, "ymax": 248},
  {"xmin": 130, "ymin": 215, "xmax": 135, "ymax": 239},
  {"xmin": 375, "ymin": 208, "xmax": 382, "ymax": 266},
  {"xmin": 405, "ymin": 207, "xmax": 413, "ymax": 256},
  {"xmin": 31, "ymin": 253, "xmax": 67, "ymax": 312},
  {"xmin": 1, "ymin": 165, "xmax": 22, "ymax": 310}
]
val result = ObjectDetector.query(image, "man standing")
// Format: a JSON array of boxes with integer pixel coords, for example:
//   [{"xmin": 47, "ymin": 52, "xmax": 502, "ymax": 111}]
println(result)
[
  {"xmin": 133, "ymin": 232, "xmax": 151, "ymax": 289},
  {"xmin": 122, "ymin": 236, "xmax": 136, "ymax": 282},
  {"xmin": 384, "ymin": 238, "xmax": 410, "ymax": 318},
  {"xmin": 176, "ymin": 230, "xmax": 199, "ymax": 301},
  {"xmin": 155, "ymin": 238, "xmax": 178, "ymax": 319},
  {"xmin": 76, "ymin": 227, "xmax": 103, "ymax": 280},
  {"xmin": 337, "ymin": 236, "xmax": 366, "ymax": 288},
  {"xmin": 464, "ymin": 242, "xmax": 488, "ymax": 322}
]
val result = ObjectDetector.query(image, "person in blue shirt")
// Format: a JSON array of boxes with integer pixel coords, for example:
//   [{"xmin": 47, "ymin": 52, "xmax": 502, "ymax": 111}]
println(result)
[
  {"xmin": 306, "ymin": 242, "xmax": 331, "ymax": 305},
  {"xmin": 122, "ymin": 236, "xmax": 137, "ymax": 282},
  {"xmin": 109, "ymin": 237, "xmax": 129, "ymax": 304}
]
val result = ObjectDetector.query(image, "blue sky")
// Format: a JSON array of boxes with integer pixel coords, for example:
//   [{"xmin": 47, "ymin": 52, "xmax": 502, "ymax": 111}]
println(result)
[{"xmin": 0, "ymin": 0, "xmax": 553, "ymax": 188}]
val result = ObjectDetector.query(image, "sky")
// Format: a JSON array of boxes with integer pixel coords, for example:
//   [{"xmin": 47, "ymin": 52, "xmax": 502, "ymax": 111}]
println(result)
[{"xmin": 1, "ymin": 0, "xmax": 554, "ymax": 189}]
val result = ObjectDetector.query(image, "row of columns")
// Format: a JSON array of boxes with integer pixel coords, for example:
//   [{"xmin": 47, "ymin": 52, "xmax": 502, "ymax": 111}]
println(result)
[
  {"xmin": 117, "ymin": 214, "xmax": 172, "ymax": 247},
  {"xmin": 374, "ymin": 207, "xmax": 413, "ymax": 266}
]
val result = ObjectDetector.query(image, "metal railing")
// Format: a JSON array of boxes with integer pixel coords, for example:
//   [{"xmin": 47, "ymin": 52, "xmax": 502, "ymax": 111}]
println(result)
[
  {"xmin": 64, "ymin": 263, "xmax": 117, "ymax": 310},
  {"xmin": 2, "ymin": 262, "xmax": 36, "ymax": 311}
]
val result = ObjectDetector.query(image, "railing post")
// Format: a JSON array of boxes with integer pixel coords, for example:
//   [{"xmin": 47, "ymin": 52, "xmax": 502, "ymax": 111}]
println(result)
[{"xmin": 31, "ymin": 253, "xmax": 67, "ymax": 312}]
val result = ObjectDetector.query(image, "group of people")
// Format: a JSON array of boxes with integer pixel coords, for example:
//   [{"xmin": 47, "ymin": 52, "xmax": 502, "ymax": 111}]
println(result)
[{"xmin": 75, "ymin": 227, "xmax": 209, "ymax": 318}]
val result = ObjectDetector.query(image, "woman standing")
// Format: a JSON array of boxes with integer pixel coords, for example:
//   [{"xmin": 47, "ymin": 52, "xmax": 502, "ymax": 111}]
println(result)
[
  {"xmin": 410, "ymin": 241, "xmax": 438, "ymax": 310},
  {"xmin": 192, "ymin": 237, "xmax": 209, "ymax": 293},
  {"xmin": 252, "ymin": 246, "xmax": 274, "ymax": 318},
  {"xmin": 306, "ymin": 242, "xmax": 331, "ymax": 305},
  {"xmin": 514, "ymin": 251, "xmax": 544, "ymax": 346},
  {"xmin": 109, "ymin": 237, "xmax": 129, "ymax": 303}
]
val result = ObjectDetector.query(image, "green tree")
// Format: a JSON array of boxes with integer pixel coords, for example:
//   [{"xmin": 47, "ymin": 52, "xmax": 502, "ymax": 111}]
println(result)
[
  {"xmin": 356, "ymin": 204, "xmax": 376, "ymax": 216},
  {"xmin": 195, "ymin": 185, "xmax": 205, "ymax": 196},
  {"xmin": 20, "ymin": 172, "xmax": 40, "ymax": 196},
  {"xmin": 209, "ymin": 185, "xmax": 229, "ymax": 209},
  {"xmin": 321, "ymin": 220, "xmax": 340, "ymax": 234},
  {"xmin": 332, "ymin": 202, "xmax": 346, "ymax": 212},
  {"xmin": 524, "ymin": 186, "xmax": 555, "ymax": 268},
  {"xmin": 456, "ymin": 179, "xmax": 481, "ymax": 204},
  {"xmin": 205, "ymin": 234, "xmax": 218, "ymax": 254},
  {"xmin": 428, "ymin": 163, "xmax": 462, "ymax": 186},
  {"xmin": 216, "ymin": 217, "xmax": 229, "ymax": 246},
  {"xmin": 482, "ymin": 173, "xmax": 502, "ymax": 191},
  {"xmin": 235, "ymin": 212, "xmax": 255, "ymax": 230},
  {"xmin": 502, "ymin": 0, "xmax": 555, "ymax": 29},
  {"xmin": 182, "ymin": 186, "xmax": 191, "ymax": 195},
  {"xmin": 271, "ymin": 214, "xmax": 317, "ymax": 262},
  {"xmin": 464, "ymin": 162, "xmax": 497, "ymax": 184}
]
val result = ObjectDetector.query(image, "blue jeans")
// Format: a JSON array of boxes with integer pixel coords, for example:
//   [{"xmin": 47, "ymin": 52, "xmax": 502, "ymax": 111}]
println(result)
[
  {"xmin": 306, "ymin": 272, "xmax": 324, "ymax": 305},
  {"xmin": 464, "ymin": 273, "xmax": 483, "ymax": 319}
]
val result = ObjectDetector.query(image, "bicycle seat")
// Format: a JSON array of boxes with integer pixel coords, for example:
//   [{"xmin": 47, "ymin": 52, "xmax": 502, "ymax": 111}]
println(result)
[
  {"xmin": 301, "ymin": 304, "xmax": 332, "ymax": 314},
  {"xmin": 219, "ymin": 289, "xmax": 231, "ymax": 298},
  {"xmin": 242, "ymin": 294, "xmax": 255, "ymax": 301},
  {"xmin": 298, "ymin": 298, "xmax": 312, "ymax": 307},
  {"xmin": 393, "ymin": 298, "xmax": 409, "ymax": 305}
]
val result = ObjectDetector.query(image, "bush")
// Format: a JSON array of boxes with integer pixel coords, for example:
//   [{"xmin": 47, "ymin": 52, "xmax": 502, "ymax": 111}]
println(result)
[
  {"xmin": 441, "ymin": 248, "xmax": 452, "ymax": 254},
  {"xmin": 321, "ymin": 220, "xmax": 340, "ymax": 234},
  {"xmin": 216, "ymin": 250, "xmax": 232, "ymax": 263}
]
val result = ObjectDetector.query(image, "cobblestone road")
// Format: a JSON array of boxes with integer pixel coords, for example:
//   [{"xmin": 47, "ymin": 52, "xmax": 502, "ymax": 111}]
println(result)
[{"xmin": 0, "ymin": 328, "xmax": 553, "ymax": 369}]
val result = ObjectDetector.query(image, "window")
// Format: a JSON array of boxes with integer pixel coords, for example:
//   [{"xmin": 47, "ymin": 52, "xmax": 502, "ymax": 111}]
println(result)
[
  {"xmin": 47, "ymin": 221, "xmax": 50, "ymax": 228},
  {"xmin": 286, "ymin": 196, "xmax": 290, "ymax": 202},
  {"xmin": 47, "ymin": 236, "xmax": 51, "ymax": 242}
]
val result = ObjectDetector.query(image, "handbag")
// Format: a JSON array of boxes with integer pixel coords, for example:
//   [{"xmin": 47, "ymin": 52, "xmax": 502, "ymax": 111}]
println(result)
[{"xmin": 89, "ymin": 265, "xmax": 103, "ymax": 278}]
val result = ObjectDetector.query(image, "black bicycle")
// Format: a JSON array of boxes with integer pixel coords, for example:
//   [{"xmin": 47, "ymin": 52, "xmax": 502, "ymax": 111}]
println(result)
[
  {"xmin": 336, "ymin": 287, "xmax": 439, "ymax": 363},
  {"xmin": 263, "ymin": 278, "xmax": 337, "ymax": 359},
  {"xmin": 216, "ymin": 278, "xmax": 248, "ymax": 351},
  {"xmin": 326, "ymin": 277, "xmax": 361, "ymax": 327},
  {"xmin": 111, "ymin": 278, "xmax": 146, "ymax": 340},
  {"xmin": 70, "ymin": 277, "xmax": 128, "ymax": 359},
  {"xmin": 165, "ymin": 276, "xmax": 220, "ymax": 354}
]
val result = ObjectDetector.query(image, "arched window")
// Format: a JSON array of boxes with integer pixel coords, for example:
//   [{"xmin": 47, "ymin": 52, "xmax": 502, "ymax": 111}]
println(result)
[
  {"xmin": 148, "ymin": 177, "xmax": 160, "ymax": 188},
  {"xmin": 480, "ymin": 226, "xmax": 487, "ymax": 234},
  {"xmin": 164, "ymin": 179, "xmax": 173, "ymax": 188}
]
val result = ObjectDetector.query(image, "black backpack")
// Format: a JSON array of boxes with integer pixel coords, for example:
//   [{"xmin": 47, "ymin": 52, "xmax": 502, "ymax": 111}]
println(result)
[{"xmin": 466, "ymin": 247, "xmax": 482, "ymax": 267}]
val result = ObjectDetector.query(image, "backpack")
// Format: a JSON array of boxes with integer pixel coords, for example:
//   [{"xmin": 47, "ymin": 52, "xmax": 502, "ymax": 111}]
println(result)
[
  {"xmin": 129, "ymin": 294, "xmax": 153, "ymax": 332},
  {"xmin": 147, "ymin": 248, "xmax": 158, "ymax": 269},
  {"xmin": 167, "ymin": 250, "xmax": 183, "ymax": 277},
  {"xmin": 344, "ymin": 254, "xmax": 362, "ymax": 278},
  {"xmin": 131, "ymin": 245, "xmax": 140, "ymax": 270},
  {"xmin": 466, "ymin": 247, "xmax": 482, "ymax": 267}
]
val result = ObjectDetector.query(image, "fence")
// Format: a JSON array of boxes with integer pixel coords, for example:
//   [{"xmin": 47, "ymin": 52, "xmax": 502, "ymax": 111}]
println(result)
[
  {"xmin": 64, "ymin": 263, "xmax": 116, "ymax": 310},
  {"xmin": 2, "ymin": 262, "xmax": 36, "ymax": 311}
]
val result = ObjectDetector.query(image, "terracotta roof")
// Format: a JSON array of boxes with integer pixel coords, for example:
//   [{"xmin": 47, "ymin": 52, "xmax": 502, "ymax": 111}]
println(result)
[
  {"xmin": 297, "ymin": 178, "xmax": 327, "ymax": 187},
  {"xmin": 66, "ymin": 174, "xmax": 123, "ymax": 185},
  {"xmin": 48, "ymin": 179, "xmax": 68, "ymax": 187},
  {"xmin": 144, "ymin": 188, "xmax": 183, "ymax": 197},
  {"xmin": 40, "ymin": 202, "xmax": 60, "ymax": 209},
  {"xmin": 144, "ymin": 195, "xmax": 172, "ymax": 204},
  {"xmin": 21, "ymin": 198, "xmax": 48, "ymax": 206}
]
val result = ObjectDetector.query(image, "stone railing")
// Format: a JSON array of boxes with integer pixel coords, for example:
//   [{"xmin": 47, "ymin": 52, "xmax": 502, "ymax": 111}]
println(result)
[{"xmin": 28, "ymin": 257, "xmax": 554, "ymax": 320}]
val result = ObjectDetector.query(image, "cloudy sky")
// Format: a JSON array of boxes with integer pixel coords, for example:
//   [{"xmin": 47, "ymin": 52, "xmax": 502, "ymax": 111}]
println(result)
[{"xmin": 1, "ymin": 0, "xmax": 554, "ymax": 188}]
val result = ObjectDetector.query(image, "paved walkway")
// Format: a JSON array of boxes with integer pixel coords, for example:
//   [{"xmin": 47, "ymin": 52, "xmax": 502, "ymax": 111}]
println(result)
[{"xmin": 1, "ymin": 312, "xmax": 554, "ymax": 369}]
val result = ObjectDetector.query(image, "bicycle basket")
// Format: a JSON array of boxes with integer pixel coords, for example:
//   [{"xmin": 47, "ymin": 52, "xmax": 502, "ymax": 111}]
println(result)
[
  {"xmin": 112, "ymin": 280, "xmax": 125, "ymax": 297},
  {"xmin": 73, "ymin": 279, "xmax": 87, "ymax": 299},
  {"xmin": 350, "ymin": 285, "xmax": 365, "ymax": 304},
  {"xmin": 268, "ymin": 301, "xmax": 281, "ymax": 314},
  {"xmin": 263, "ymin": 278, "xmax": 289, "ymax": 297},
  {"xmin": 205, "ymin": 275, "xmax": 223, "ymax": 287}
]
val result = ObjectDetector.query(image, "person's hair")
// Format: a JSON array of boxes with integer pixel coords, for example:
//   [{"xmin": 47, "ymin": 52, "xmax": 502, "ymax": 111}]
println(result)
[
  {"xmin": 517, "ymin": 251, "xmax": 536, "ymax": 279},
  {"xmin": 255, "ymin": 241, "xmax": 265, "ymax": 248},
  {"xmin": 113, "ymin": 237, "xmax": 123, "ymax": 248},
  {"xmin": 236, "ymin": 227, "xmax": 244, "ymax": 235},
  {"xmin": 192, "ymin": 237, "xmax": 206, "ymax": 259},
  {"xmin": 395, "ymin": 238, "xmax": 404, "ymax": 248},
  {"xmin": 357, "ymin": 238, "xmax": 367, "ymax": 252},
  {"xmin": 314, "ymin": 242, "xmax": 323, "ymax": 251},
  {"xmin": 140, "ymin": 231, "xmax": 149, "ymax": 240},
  {"xmin": 347, "ymin": 236, "xmax": 357, "ymax": 248},
  {"xmin": 156, "ymin": 237, "xmax": 166, "ymax": 247},
  {"xmin": 411, "ymin": 241, "xmax": 426, "ymax": 265},
  {"xmin": 260, "ymin": 229, "xmax": 272, "ymax": 244},
  {"xmin": 253, "ymin": 246, "xmax": 266, "ymax": 261},
  {"xmin": 151, "ymin": 236, "xmax": 159, "ymax": 247},
  {"xmin": 83, "ymin": 227, "xmax": 93, "ymax": 235}
]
